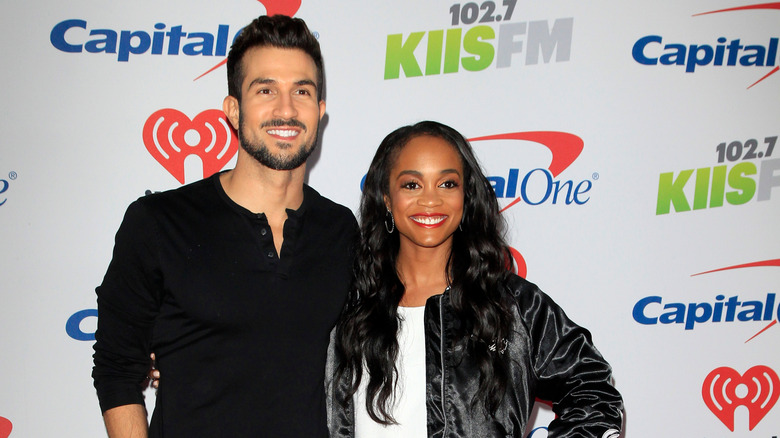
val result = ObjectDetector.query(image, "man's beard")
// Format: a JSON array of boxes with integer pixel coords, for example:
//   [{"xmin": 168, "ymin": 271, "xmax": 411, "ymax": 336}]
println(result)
[{"xmin": 238, "ymin": 114, "xmax": 318, "ymax": 171}]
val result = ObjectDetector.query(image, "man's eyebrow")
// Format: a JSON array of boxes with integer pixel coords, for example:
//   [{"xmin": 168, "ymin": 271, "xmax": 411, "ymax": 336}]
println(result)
[
  {"xmin": 246, "ymin": 78, "xmax": 317, "ymax": 89},
  {"xmin": 295, "ymin": 79, "xmax": 317, "ymax": 88},
  {"xmin": 247, "ymin": 77, "xmax": 275, "ymax": 89}
]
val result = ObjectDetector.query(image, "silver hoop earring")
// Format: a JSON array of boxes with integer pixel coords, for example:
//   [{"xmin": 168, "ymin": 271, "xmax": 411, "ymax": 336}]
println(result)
[{"xmin": 384, "ymin": 209, "xmax": 395, "ymax": 233}]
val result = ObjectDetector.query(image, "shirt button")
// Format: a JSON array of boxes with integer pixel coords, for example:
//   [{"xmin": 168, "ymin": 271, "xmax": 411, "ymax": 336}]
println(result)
[
  {"xmin": 260, "ymin": 228, "xmax": 267, "ymax": 236},
  {"xmin": 267, "ymin": 251, "xmax": 274, "ymax": 258}
]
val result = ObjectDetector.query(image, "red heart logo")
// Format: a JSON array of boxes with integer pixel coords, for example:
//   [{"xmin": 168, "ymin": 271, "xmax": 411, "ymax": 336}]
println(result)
[
  {"xmin": 0, "ymin": 416, "xmax": 12, "ymax": 438},
  {"xmin": 257, "ymin": 0, "xmax": 301, "ymax": 16},
  {"xmin": 143, "ymin": 109, "xmax": 239, "ymax": 184},
  {"xmin": 702, "ymin": 365, "xmax": 780, "ymax": 431}
]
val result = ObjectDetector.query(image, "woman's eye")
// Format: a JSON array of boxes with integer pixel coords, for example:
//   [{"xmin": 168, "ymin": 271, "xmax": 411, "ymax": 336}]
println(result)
[
  {"xmin": 440, "ymin": 180, "xmax": 459, "ymax": 189},
  {"xmin": 401, "ymin": 181, "xmax": 420, "ymax": 190}
]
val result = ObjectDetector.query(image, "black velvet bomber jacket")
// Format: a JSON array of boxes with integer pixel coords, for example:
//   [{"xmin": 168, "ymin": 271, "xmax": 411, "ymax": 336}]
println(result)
[{"xmin": 326, "ymin": 275, "xmax": 624, "ymax": 438}]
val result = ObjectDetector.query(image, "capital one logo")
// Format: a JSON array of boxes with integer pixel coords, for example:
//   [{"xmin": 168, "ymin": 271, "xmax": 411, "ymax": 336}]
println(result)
[
  {"xmin": 474, "ymin": 131, "xmax": 588, "ymax": 278},
  {"xmin": 632, "ymin": 3, "xmax": 780, "ymax": 89},
  {"xmin": 142, "ymin": 109, "xmax": 239, "ymax": 184},
  {"xmin": 470, "ymin": 131, "xmax": 588, "ymax": 211},
  {"xmin": 49, "ymin": 0, "xmax": 304, "ymax": 71},
  {"xmin": 196, "ymin": 0, "xmax": 303, "ymax": 80},
  {"xmin": 702, "ymin": 365, "xmax": 780, "ymax": 431}
]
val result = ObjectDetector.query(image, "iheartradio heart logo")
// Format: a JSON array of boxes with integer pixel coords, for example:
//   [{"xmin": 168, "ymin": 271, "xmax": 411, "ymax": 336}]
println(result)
[
  {"xmin": 702, "ymin": 365, "xmax": 780, "ymax": 431},
  {"xmin": 0, "ymin": 416, "xmax": 11, "ymax": 438},
  {"xmin": 258, "ymin": 0, "xmax": 301, "ymax": 16},
  {"xmin": 143, "ymin": 109, "xmax": 238, "ymax": 184}
]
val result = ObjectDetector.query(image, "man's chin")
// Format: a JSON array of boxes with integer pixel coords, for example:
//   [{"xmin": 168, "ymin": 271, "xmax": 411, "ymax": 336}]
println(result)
[
  {"xmin": 239, "ymin": 130, "xmax": 317, "ymax": 171},
  {"xmin": 272, "ymin": 141, "xmax": 295, "ymax": 150},
  {"xmin": 252, "ymin": 149, "xmax": 313, "ymax": 171}
]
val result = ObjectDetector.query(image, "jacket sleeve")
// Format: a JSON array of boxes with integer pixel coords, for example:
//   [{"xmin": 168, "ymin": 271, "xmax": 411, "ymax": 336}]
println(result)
[
  {"xmin": 92, "ymin": 199, "xmax": 163, "ymax": 413},
  {"xmin": 511, "ymin": 277, "xmax": 623, "ymax": 437}
]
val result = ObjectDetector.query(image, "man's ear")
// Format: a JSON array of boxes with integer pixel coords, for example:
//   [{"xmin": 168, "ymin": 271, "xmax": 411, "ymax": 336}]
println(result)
[{"xmin": 223, "ymin": 96, "xmax": 239, "ymax": 130}]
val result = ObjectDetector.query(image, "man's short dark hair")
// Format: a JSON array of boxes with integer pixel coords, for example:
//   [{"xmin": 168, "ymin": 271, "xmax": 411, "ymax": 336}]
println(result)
[{"xmin": 227, "ymin": 15, "xmax": 324, "ymax": 102}]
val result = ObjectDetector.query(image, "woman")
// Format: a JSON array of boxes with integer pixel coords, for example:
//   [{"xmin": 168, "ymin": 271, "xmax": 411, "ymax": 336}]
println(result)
[{"xmin": 328, "ymin": 121, "xmax": 623, "ymax": 437}]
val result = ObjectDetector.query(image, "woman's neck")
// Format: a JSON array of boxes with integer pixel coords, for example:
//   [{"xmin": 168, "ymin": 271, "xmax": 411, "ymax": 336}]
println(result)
[{"xmin": 395, "ymin": 242, "xmax": 451, "ymax": 307}]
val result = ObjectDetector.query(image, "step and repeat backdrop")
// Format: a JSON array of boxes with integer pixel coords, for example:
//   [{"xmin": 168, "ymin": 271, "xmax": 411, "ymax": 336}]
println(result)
[{"xmin": 1, "ymin": 0, "xmax": 778, "ymax": 436}]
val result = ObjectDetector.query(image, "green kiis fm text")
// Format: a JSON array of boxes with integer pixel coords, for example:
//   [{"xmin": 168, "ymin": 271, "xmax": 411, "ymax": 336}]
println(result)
[
  {"xmin": 656, "ymin": 136, "xmax": 779, "ymax": 215},
  {"xmin": 384, "ymin": 18, "xmax": 573, "ymax": 79}
]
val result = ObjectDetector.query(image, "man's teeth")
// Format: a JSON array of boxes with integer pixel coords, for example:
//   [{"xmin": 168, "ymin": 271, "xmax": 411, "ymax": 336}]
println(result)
[
  {"xmin": 268, "ymin": 129, "xmax": 298, "ymax": 138},
  {"xmin": 411, "ymin": 216, "xmax": 446, "ymax": 225}
]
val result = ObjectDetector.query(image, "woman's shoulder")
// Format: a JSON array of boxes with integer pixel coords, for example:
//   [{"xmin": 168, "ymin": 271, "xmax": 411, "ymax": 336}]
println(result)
[
  {"xmin": 501, "ymin": 273, "xmax": 541, "ymax": 299},
  {"xmin": 500, "ymin": 274, "xmax": 567, "ymax": 321}
]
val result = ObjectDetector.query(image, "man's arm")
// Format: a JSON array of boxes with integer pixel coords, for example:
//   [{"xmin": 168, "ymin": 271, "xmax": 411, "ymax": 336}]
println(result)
[
  {"xmin": 93, "ymin": 200, "xmax": 162, "ymax": 427},
  {"xmin": 103, "ymin": 404, "xmax": 148, "ymax": 438}
]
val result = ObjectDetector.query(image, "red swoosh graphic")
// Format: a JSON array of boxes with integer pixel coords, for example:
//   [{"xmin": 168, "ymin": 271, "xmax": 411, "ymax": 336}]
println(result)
[
  {"xmin": 691, "ymin": 259, "xmax": 780, "ymax": 343},
  {"xmin": 469, "ymin": 132, "xmax": 583, "ymax": 178},
  {"xmin": 194, "ymin": 59, "xmax": 227, "ymax": 81},
  {"xmin": 693, "ymin": 2, "xmax": 780, "ymax": 16},
  {"xmin": 195, "ymin": 0, "xmax": 302, "ymax": 81},
  {"xmin": 693, "ymin": 3, "xmax": 780, "ymax": 87},
  {"xmin": 469, "ymin": 132, "xmax": 584, "ymax": 212},
  {"xmin": 746, "ymin": 320, "xmax": 777, "ymax": 343},
  {"xmin": 691, "ymin": 258, "xmax": 780, "ymax": 276},
  {"xmin": 748, "ymin": 66, "xmax": 780, "ymax": 89}
]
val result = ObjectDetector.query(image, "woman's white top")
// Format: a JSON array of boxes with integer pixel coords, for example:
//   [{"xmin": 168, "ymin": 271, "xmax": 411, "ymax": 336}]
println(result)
[{"xmin": 354, "ymin": 305, "xmax": 428, "ymax": 437}]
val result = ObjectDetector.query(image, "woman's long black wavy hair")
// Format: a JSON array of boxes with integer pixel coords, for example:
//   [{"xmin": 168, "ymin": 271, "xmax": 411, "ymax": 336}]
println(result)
[{"xmin": 335, "ymin": 121, "xmax": 516, "ymax": 424}]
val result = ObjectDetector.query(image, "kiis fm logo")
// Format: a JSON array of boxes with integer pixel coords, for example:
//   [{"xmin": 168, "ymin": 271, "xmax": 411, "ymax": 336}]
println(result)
[
  {"xmin": 632, "ymin": 3, "xmax": 780, "ymax": 88},
  {"xmin": 656, "ymin": 134, "xmax": 779, "ymax": 214},
  {"xmin": 703, "ymin": 365, "xmax": 779, "ymax": 431},
  {"xmin": 49, "ymin": 1, "xmax": 301, "ymax": 79},
  {"xmin": 384, "ymin": 0, "xmax": 572, "ymax": 79},
  {"xmin": 633, "ymin": 259, "xmax": 780, "ymax": 335},
  {"xmin": 143, "ymin": 109, "xmax": 239, "ymax": 184}
]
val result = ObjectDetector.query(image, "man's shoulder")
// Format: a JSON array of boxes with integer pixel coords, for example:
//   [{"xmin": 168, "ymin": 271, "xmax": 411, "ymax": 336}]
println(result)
[
  {"xmin": 303, "ymin": 185, "xmax": 356, "ymax": 222},
  {"xmin": 132, "ymin": 176, "xmax": 216, "ymax": 212}
]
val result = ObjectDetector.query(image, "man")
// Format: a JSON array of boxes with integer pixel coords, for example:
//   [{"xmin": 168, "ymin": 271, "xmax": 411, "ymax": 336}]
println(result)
[{"xmin": 92, "ymin": 15, "xmax": 357, "ymax": 437}]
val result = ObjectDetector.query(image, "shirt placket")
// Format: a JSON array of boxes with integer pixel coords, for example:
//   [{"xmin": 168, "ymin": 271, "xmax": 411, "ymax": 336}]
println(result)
[{"xmin": 253, "ymin": 213, "xmax": 278, "ymax": 267}]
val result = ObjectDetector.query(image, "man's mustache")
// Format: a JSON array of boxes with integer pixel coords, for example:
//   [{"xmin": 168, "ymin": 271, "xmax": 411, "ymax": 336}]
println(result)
[{"xmin": 260, "ymin": 119, "xmax": 307, "ymax": 131}]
